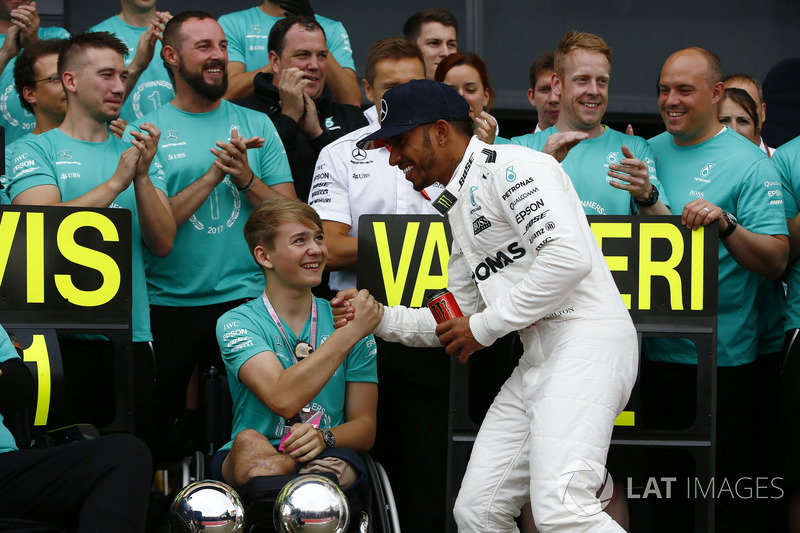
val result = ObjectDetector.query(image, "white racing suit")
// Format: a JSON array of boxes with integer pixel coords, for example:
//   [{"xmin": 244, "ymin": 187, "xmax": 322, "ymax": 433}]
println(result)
[{"xmin": 374, "ymin": 137, "xmax": 638, "ymax": 532}]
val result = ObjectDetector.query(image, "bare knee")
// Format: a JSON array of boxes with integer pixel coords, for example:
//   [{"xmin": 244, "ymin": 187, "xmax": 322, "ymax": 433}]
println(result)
[{"xmin": 224, "ymin": 429, "xmax": 296, "ymax": 489}]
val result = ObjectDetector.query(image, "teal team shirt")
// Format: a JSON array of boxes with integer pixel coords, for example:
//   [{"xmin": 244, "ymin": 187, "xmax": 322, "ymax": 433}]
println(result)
[
  {"xmin": 216, "ymin": 297, "xmax": 378, "ymax": 450},
  {"xmin": 0, "ymin": 133, "xmax": 31, "ymax": 204},
  {"xmin": 0, "ymin": 326, "xmax": 19, "ymax": 454},
  {"xmin": 509, "ymin": 125, "xmax": 669, "ymax": 215},
  {"xmin": 0, "ymin": 27, "xmax": 70, "ymax": 144},
  {"xmin": 5, "ymin": 129, "xmax": 167, "ymax": 342},
  {"xmin": 773, "ymin": 136, "xmax": 800, "ymax": 331},
  {"xmin": 219, "ymin": 7, "xmax": 355, "ymax": 72},
  {"xmin": 128, "ymin": 101, "xmax": 293, "ymax": 306},
  {"xmin": 644, "ymin": 128, "xmax": 788, "ymax": 366},
  {"xmin": 89, "ymin": 16, "xmax": 174, "ymax": 122}
]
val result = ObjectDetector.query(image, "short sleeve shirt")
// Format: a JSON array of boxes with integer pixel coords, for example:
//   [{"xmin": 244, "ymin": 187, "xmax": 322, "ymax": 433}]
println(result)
[
  {"xmin": 0, "ymin": 326, "xmax": 20, "ymax": 454},
  {"xmin": 509, "ymin": 126, "xmax": 669, "ymax": 215},
  {"xmin": 216, "ymin": 297, "xmax": 377, "ymax": 449},
  {"xmin": 219, "ymin": 8, "xmax": 355, "ymax": 72},
  {"xmin": 644, "ymin": 128, "xmax": 788, "ymax": 366},
  {"xmin": 6, "ymin": 129, "xmax": 167, "ymax": 342},
  {"xmin": 773, "ymin": 136, "xmax": 800, "ymax": 331},
  {"xmin": 127, "ymin": 101, "xmax": 293, "ymax": 306}
]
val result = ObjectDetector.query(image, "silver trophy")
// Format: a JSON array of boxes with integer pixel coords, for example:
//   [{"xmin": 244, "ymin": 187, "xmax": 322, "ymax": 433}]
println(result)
[
  {"xmin": 274, "ymin": 474, "xmax": 350, "ymax": 532},
  {"xmin": 169, "ymin": 479, "xmax": 245, "ymax": 532}
]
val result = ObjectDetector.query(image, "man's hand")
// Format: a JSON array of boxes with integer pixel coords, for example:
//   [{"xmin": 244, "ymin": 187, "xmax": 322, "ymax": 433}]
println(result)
[
  {"xmin": 109, "ymin": 118, "xmax": 128, "ymax": 139},
  {"xmin": 130, "ymin": 23, "xmax": 158, "ymax": 74},
  {"xmin": 330, "ymin": 288, "xmax": 357, "ymax": 328},
  {"xmin": 277, "ymin": 66, "xmax": 312, "ymax": 124},
  {"xmin": 11, "ymin": 1, "xmax": 40, "ymax": 48},
  {"xmin": 129, "ymin": 122, "xmax": 160, "ymax": 178},
  {"xmin": 280, "ymin": 0, "xmax": 314, "ymax": 17},
  {"xmin": 281, "ymin": 422, "xmax": 324, "ymax": 463},
  {"xmin": 300, "ymin": 91, "xmax": 323, "ymax": 138},
  {"xmin": 0, "ymin": 24, "xmax": 20, "ymax": 62},
  {"xmin": 474, "ymin": 111, "xmax": 497, "ymax": 144},
  {"xmin": 109, "ymin": 146, "xmax": 140, "ymax": 194},
  {"xmin": 151, "ymin": 11, "xmax": 173, "ymax": 42},
  {"xmin": 542, "ymin": 131, "xmax": 589, "ymax": 163},
  {"xmin": 682, "ymin": 199, "xmax": 724, "ymax": 231},
  {"xmin": 209, "ymin": 128, "xmax": 265, "ymax": 189},
  {"xmin": 342, "ymin": 289, "xmax": 383, "ymax": 338},
  {"xmin": 607, "ymin": 145, "xmax": 652, "ymax": 200},
  {"xmin": 435, "ymin": 316, "xmax": 486, "ymax": 364}
]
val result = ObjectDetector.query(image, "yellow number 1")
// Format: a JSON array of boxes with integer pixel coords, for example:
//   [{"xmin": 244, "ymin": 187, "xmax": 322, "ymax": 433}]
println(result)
[{"xmin": 21, "ymin": 335, "xmax": 51, "ymax": 426}]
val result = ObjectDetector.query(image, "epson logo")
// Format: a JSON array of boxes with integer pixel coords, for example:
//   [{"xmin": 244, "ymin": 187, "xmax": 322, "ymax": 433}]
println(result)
[
  {"xmin": 514, "ymin": 199, "xmax": 546, "ymax": 224},
  {"xmin": 473, "ymin": 242, "xmax": 526, "ymax": 281}
]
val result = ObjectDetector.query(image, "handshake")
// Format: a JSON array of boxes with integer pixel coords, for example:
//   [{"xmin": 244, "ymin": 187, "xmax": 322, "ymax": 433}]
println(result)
[{"xmin": 330, "ymin": 288, "xmax": 483, "ymax": 363}]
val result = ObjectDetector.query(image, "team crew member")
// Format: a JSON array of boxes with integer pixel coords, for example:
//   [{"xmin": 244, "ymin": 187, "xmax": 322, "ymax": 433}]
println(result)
[
  {"xmin": 644, "ymin": 47, "xmax": 789, "ymax": 532},
  {"xmin": 0, "ymin": 0, "xmax": 69, "ymax": 143},
  {"xmin": 723, "ymin": 73, "xmax": 775, "ymax": 156},
  {"xmin": 219, "ymin": 0, "xmax": 360, "ymax": 105},
  {"xmin": 309, "ymin": 38, "xmax": 449, "ymax": 532},
  {"xmin": 212, "ymin": 198, "xmax": 379, "ymax": 499},
  {"xmin": 89, "ymin": 0, "xmax": 175, "ymax": 122},
  {"xmin": 773, "ymin": 135, "xmax": 800, "ymax": 532},
  {"xmin": 344, "ymin": 79, "xmax": 638, "ymax": 532},
  {"xmin": 7, "ymin": 31, "xmax": 174, "ymax": 436},
  {"xmin": 527, "ymin": 51, "xmax": 559, "ymax": 133},
  {"xmin": 126, "ymin": 10, "xmax": 294, "ymax": 461},
  {"xmin": 234, "ymin": 15, "xmax": 367, "ymax": 202},
  {"xmin": 510, "ymin": 31, "xmax": 670, "ymax": 216},
  {"xmin": 1, "ymin": 38, "xmax": 66, "ymax": 204},
  {"xmin": 402, "ymin": 8, "xmax": 457, "ymax": 81}
]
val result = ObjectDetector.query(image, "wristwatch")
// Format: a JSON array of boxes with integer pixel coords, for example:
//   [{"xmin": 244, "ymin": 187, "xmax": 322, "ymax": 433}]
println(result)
[
  {"xmin": 634, "ymin": 185, "xmax": 659, "ymax": 207},
  {"xmin": 321, "ymin": 429, "xmax": 336, "ymax": 448},
  {"xmin": 719, "ymin": 212, "xmax": 738, "ymax": 239}
]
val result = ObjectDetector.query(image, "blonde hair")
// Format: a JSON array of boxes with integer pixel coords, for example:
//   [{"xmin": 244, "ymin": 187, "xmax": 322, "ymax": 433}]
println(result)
[
  {"xmin": 244, "ymin": 198, "xmax": 323, "ymax": 261},
  {"xmin": 554, "ymin": 30, "xmax": 612, "ymax": 79}
]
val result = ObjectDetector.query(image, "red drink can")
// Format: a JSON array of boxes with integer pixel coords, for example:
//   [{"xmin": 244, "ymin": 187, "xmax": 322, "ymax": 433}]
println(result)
[{"xmin": 426, "ymin": 289, "xmax": 463, "ymax": 324}]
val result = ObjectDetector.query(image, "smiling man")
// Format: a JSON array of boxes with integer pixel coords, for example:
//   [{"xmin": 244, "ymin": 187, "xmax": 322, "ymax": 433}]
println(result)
[
  {"xmin": 510, "ymin": 31, "xmax": 669, "ymax": 216},
  {"xmin": 235, "ymin": 15, "xmax": 366, "ymax": 202},
  {"xmin": 0, "ymin": 0, "xmax": 69, "ymax": 143},
  {"xmin": 348, "ymin": 78, "xmax": 638, "ymax": 533},
  {"xmin": 643, "ymin": 47, "xmax": 789, "ymax": 532},
  {"xmin": 6, "ymin": 32, "xmax": 174, "ymax": 444},
  {"xmin": 0, "ymin": 38, "xmax": 65, "ymax": 204},
  {"xmin": 125, "ymin": 10, "xmax": 295, "ymax": 462}
]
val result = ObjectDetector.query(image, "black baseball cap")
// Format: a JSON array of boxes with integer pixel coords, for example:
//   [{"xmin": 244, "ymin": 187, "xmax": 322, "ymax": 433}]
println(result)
[{"xmin": 357, "ymin": 79, "xmax": 470, "ymax": 149}]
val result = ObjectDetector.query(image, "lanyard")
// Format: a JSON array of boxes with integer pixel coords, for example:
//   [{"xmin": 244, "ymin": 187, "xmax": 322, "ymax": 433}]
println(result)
[{"xmin": 261, "ymin": 292, "xmax": 318, "ymax": 365}]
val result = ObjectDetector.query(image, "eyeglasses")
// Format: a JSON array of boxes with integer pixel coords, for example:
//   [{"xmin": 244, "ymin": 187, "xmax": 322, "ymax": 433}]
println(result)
[{"xmin": 34, "ymin": 75, "xmax": 61, "ymax": 84}]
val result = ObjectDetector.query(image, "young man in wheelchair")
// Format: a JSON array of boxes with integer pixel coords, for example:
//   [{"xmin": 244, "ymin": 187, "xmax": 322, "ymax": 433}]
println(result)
[{"xmin": 212, "ymin": 198, "xmax": 382, "ymax": 497}]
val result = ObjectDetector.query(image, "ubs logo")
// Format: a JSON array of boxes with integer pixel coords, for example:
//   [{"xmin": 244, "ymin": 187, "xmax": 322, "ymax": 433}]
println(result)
[{"xmin": 352, "ymin": 147, "xmax": 367, "ymax": 161}]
